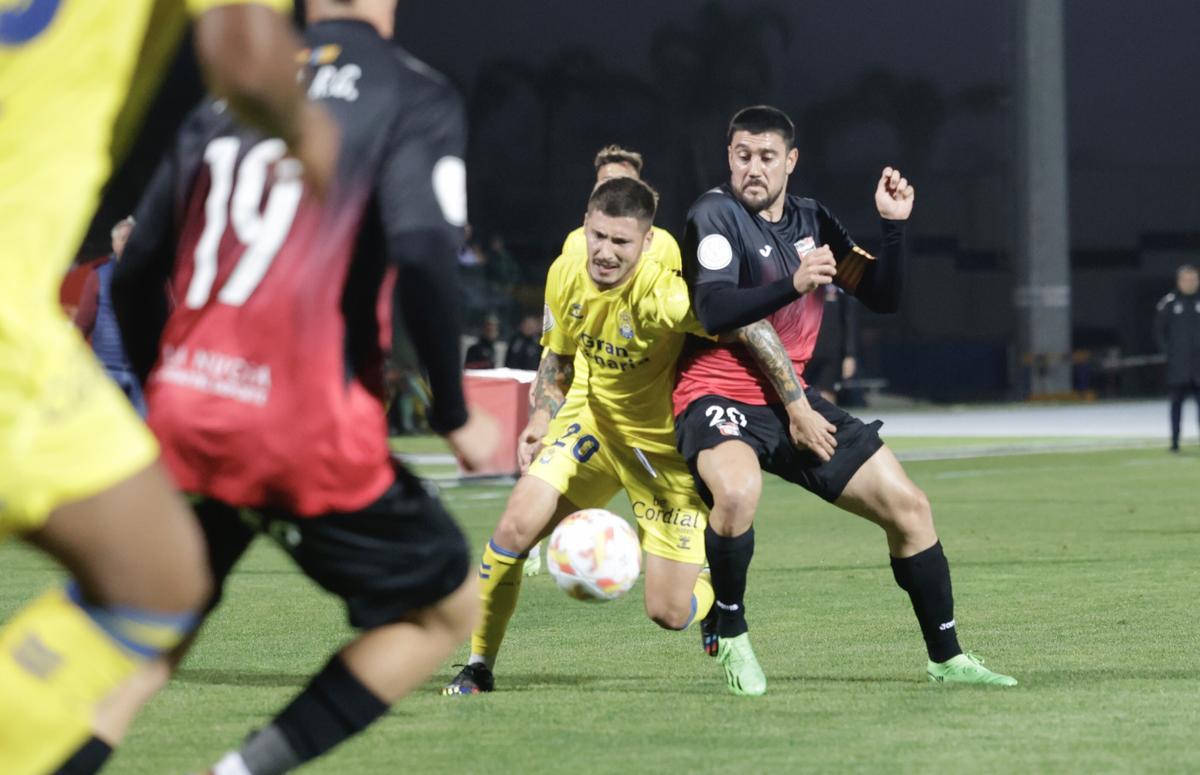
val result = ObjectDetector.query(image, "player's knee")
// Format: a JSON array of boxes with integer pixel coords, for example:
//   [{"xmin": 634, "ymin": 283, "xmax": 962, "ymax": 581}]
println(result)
[
  {"xmin": 492, "ymin": 512, "xmax": 538, "ymax": 555},
  {"xmin": 427, "ymin": 573, "xmax": 479, "ymax": 642},
  {"xmin": 885, "ymin": 483, "xmax": 933, "ymax": 536},
  {"xmin": 711, "ymin": 478, "xmax": 760, "ymax": 524},
  {"xmin": 646, "ymin": 599, "xmax": 693, "ymax": 631},
  {"xmin": 163, "ymin": 529, "xmax": 215, "ymax": 615}
]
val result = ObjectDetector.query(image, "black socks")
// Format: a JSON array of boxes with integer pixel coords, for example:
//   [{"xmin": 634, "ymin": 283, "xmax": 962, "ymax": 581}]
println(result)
[
  {"xmin": 890, "ymin": 541, "xmax": 962, "ymax": 663},
  {"xmin": 705, "ymin": 524, "xmax": 755, "ymax": 638},
  {"xmin": 53, "ymin": 735, "xmax": 112, "ymax": 775},
  {"xmin": 241, "ymin": 654, "xmax": 388, "ymax": 775}
]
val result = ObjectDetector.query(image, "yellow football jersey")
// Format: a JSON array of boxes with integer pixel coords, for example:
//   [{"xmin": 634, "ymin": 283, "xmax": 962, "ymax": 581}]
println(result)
[
  {"xmin": 541, "ymin": 245, "xmax": 705, "ymax": 455},
  {"xmin": 561, "ymin": 225, "xmax": 682, "ymax": 272},
  {"xmin": 0, "ymin": 0, "xmax": 290, "ymax": 539},
  {"xmin": 0, "ymin": 0, "xmax": 291, "ymax": 309}
]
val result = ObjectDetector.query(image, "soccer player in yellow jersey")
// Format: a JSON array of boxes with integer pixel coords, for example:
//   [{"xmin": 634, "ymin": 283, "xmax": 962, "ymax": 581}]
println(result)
[
  {"xmin": 0, "ymin": 2, "xmax": 338, "ymax": 771},
  {"xmin": 523, "ymin": 144, "xmax": 680, "ymax": 578},
  {"xmin": 444, "ymin": 176, "xmax": 715, "ymax": 695},
  {"xmin": 559, "ymin": 144, "xmax": 682, "ymax": 271}
]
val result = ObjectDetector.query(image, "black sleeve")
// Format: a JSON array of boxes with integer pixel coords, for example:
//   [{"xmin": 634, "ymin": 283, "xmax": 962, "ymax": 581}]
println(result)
[
  {"xmin": 390, "ymin": 230, "xmax": 468, "ymax": 433},
  {"xmin": 377, "ymin": 85, "xmax": 470, "ymax": 434},
  {"xmin": 816, "ymin": 202, "xmax": 906, "ymax": 314},
  {"xmin": 694, "ymin": 278, "xmax": 800, "ymax": 335},
  {"xmin": 683, "ymin": 195, "xmax": 800, "ymax": 334},
  {"xmin": 113, "ymin": 155, "xmax": 178, "ymax": 384},
  {"xmin": 1154, "ymin": 297, "xmax": 1171, "ymax": 353},
  {"xmin": 854, "ymin": 219, "xmax": 907, "ymax": 314},
  {"xmin": 841, "ymin": 291, "xmax": 860, "ymax": 359}
]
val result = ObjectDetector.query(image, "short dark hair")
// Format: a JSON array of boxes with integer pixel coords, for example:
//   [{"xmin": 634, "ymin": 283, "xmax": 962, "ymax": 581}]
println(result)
[
  {"xmin": 727, "ymin": 105, "xmax": 795, "ymax": 149},
  {"xmin": 593, "ymin": 144, "xmax": 644, "ymax": 174},
  {"xmin": 1178, "ymin": 264, "xmax": 1198, "ymax": 276},
  {"xmin": 587, "ymin": 176, "xmax": 658, "ymax": 224}
]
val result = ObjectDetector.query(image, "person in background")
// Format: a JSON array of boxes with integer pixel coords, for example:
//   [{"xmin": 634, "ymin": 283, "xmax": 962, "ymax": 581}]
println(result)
[
  {"xmin": 1154, "ymin": 264, "xmax": 1200, "ymax": 452},
  {"xmin": 504, "ymin": 313, "xmax": 543, "ymax": 371},
  {"xmin": 465, "ymin": 315, "xmax": 500, "ymax": 369},
  {"xmin": 75, "ymin": 216, "xmax": 147, "ymax": 415},
  {"xmin": 804, "ymin": 285, "xmax": 860, "ymax": 406},
  {"xmin": 458, "ymin": 225, "xmax": 490, "ymax": 327},
  {"xmin": 487, "ymin": 233, "xmax": 522, "ymax": 326}
]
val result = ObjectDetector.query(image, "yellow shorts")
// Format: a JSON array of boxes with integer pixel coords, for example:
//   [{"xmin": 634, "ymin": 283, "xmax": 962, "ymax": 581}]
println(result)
[
  {"xmin": 0, "ymin": 304, "xmax": 159, "ymax": 541},
  {"xmin": 528, "ymin": 405, "xmax": 707, "ymax": 565}
]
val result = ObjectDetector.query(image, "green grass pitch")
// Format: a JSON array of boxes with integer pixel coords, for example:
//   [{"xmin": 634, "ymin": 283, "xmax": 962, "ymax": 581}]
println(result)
[{"xmin": 2, "ymin": 442, "xmax": 1197, "ymax": 773}]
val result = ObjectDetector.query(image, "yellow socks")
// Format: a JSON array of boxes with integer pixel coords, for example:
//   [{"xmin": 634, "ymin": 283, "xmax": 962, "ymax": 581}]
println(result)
[{"xmin": 469, "ymin": 540, "xmax": 527, "ymax": 666}]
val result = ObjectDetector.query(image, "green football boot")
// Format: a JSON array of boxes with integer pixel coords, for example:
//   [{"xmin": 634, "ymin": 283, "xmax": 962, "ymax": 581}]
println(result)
[
  {"xmin": 523, "ymin": 541, "xmax": 543, "ymax": 577},
  {"xmin": 716, "ymin": 633, "xmax": 767, "ymax": 696},
  {"xmin": 927, "ymin": 652, "xmax": 1017, "ymax": 686}
]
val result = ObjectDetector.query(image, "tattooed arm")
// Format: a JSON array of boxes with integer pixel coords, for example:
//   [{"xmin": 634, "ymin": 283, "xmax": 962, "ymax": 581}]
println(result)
[
  {"xmin": 736, "ymin": 319, "xmax": 838, "ymax": 462},
  {"xmin": 518, "ymin": 350, "xmax": 575, "ymax": 472},
  {"xmin": 529, "ymin": 349, "xmax": 575, "ymax": 418}
]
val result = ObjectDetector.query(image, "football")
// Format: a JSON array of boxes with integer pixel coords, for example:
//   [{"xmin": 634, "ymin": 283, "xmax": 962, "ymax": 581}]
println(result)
[{"xmin": 547, "ymin": 509, "xmax": 641, "ymax": 601}]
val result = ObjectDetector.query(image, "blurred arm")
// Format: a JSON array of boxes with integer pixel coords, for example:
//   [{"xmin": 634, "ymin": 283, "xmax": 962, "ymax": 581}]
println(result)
[
  {"xmin": 73, "ymin": 271, "xmax": 100, "ymax": 337},
  {"xmin": 390, "ymin": 231, "xmax": 469, "ymax": 434},
  {"xmin": 113, "ymin": 158, "xmax": 178, "ymax": 384},
  {"xmin": 1154, "ymin": 300, "xmax": 1170, "ymax": 353},
  {"xmin": 191, "ymin": 3, "xmax": 307, "ymax": 146}
]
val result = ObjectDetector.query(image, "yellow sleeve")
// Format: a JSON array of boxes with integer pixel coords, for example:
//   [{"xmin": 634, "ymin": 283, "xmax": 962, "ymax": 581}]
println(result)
[
  {"xmin": 640, "ymin": 269, "xmax": 712, "ymax": 339},
  {"xmin": 649, "ymin": 227, "xmax": 682, "ymax": 272},
  {"xmin": 187, "ymin": 0, "xmax": 292, "ymax": 15},
  {"xmin": 561, "ymin": 227, "xmax": 586, "ymax": 259},
  {"xmin": 540, "ymin": 256, "xmax": 577, "ymax": 356}
]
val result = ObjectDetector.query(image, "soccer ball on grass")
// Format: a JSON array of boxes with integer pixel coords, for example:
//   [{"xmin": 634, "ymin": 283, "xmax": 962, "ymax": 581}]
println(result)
[{"xmin": 547, "ymin": 509, "xmax": 641, "ymax": 601}]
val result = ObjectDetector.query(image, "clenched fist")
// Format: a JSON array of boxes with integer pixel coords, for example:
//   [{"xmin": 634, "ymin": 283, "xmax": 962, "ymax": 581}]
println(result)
[
  {"xmin": 875, "ymin": 167, "xmax": 915, "ymax": 221},
  {"xmin": 792, "ymin": 244, "xmax": 837, "ymax": 295}
]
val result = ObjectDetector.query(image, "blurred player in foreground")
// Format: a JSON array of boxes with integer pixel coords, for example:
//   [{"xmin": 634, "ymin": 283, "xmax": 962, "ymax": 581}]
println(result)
[
  {"xmin": 0, "ymin": 1, "xmax": 338, "ymax": 771},
  {"xmin": 105, "ymin": 1, "xmax": 497, "ymax": 771},
  {"xmin": 674, "ymin": 105, "xmax": 1017, "ymax": 695},
  {"xmin": 442, "ymin": 177, "xmax": 716, "ymax": 695}
]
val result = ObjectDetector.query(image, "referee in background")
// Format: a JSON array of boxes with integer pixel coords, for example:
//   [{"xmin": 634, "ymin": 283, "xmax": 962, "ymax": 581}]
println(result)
[{"xmin": 1155, "ymin": 264, "xmax": 1200, "ymax": 451}]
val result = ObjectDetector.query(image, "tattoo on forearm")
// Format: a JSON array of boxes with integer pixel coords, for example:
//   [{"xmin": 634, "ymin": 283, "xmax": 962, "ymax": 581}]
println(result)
[
  {"xmin": 737, "ymin": 320, "xmax": 805, "ymax": 404},
  {"xmin": 531, "ymin": 351, "xmax": 574, "ymax": 418}
]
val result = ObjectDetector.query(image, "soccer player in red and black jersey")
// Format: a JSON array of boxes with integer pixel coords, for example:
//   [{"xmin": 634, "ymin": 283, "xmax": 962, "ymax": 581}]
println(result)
[
  {"xmin": 673, "ymin": 106, "xmax": 1017, "ymax": 694},
  {"xmin": 110, "ymin": 1, "xmax": 498, "ymax": 771}
]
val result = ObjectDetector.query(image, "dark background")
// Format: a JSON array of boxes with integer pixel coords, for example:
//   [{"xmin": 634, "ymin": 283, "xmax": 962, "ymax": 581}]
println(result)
[{"xmin": 86, "ymin": 0, "xmax": 1200, "ymax": 401}]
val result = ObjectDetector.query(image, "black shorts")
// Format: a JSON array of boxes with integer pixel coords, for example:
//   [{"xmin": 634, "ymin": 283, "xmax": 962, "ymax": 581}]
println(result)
[
  {"xmin": 195, "ymin": 467, "xmax": 470, "ymax": 630},
  {"xmin": 803, "ymin": 356, "xmax": 839, "ymax": 394},
  {"xmin": 675, "ymin": 390, "xmax": 884, "ymax": 506}
]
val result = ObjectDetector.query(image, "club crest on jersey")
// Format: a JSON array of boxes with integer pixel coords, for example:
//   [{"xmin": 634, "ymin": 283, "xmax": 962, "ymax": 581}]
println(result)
[
  {"xmin": 568, "ymin": 303, "xmax": 585, "ymax": 319},
  {"xmin": 794, "ymin": 236, "xmax": 816, "ymax": 256},
  {"xmin": 718, "ymin": 422, "xmax": 741, "ymax": 437},
  {"xmin": 618, "ymin": 310, "xmax": 635, "ymax": 340}
]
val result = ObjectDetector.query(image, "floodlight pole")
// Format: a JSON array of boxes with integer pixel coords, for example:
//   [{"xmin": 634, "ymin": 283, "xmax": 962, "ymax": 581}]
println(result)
[{"xmin": 1014, "ymin": 0, "xmax": 1072, "ymax": 397}]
